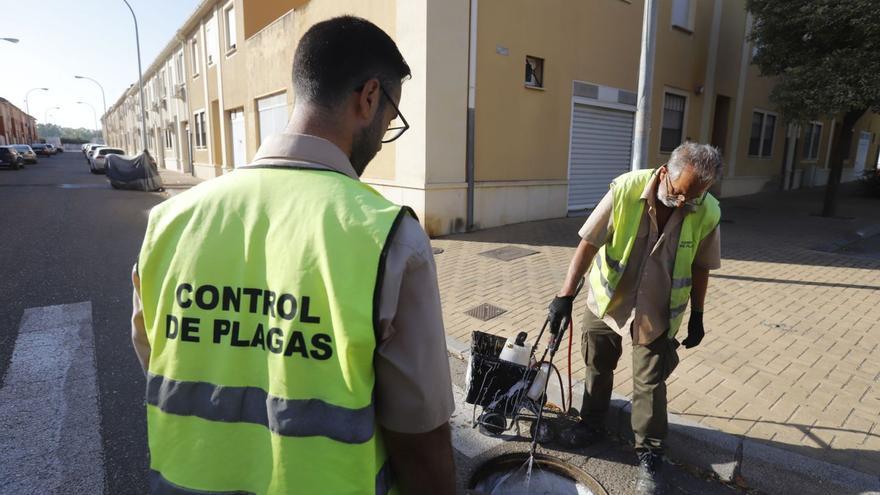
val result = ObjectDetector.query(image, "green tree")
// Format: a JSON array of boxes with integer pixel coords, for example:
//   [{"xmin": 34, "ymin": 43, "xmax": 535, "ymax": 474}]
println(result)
[
  {"xmin": 36, "ymin": 124, "xmax": 102, "ymax": 142},
  {"xmin": 747, "ymin": 0, "xmax": 880, "ymax": 216}
]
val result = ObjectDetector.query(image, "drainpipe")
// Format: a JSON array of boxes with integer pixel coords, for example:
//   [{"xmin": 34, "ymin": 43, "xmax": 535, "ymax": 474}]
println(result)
[
  {"xmin": 782, "ymin": 124, "xmax": 799, "ymax": 190},
  {"xmin": 465, "ymin": 0, "xmax": 478, "ymax": 231}
]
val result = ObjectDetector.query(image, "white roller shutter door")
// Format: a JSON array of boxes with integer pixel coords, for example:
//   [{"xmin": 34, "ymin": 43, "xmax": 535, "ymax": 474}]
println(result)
[{"xmin": 567, "ymin": 104, "xmax": 635, "ymax": 212}]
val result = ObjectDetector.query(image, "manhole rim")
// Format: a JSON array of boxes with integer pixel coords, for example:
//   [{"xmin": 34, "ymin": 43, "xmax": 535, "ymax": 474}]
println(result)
[{"xmin": 467, "ymin": 451, "xmax": 608, "ymax": 495}]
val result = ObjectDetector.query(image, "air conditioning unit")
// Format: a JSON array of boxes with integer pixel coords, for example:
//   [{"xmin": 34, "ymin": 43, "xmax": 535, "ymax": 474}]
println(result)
[{"xmin": 172, "ymin": 84, "xmax": 187, "ymax": 101}]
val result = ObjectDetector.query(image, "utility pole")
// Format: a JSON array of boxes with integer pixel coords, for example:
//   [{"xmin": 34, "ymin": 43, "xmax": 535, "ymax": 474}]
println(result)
[{"xmin": 631, "ymin": 0, "xmax": 658, "ymax": 171}]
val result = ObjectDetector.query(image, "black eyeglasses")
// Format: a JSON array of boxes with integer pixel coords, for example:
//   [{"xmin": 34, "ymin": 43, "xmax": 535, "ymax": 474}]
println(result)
[
  {"xmin": 378, "ymin": 85, "xmax": 409, "ymax": 143},
  {"xmin": 664, "ymin": 168, "xmax": 707, "ymax": 207},
  {"xmin": 355, "ymin": 83, "xmax": 410, "ymax": 143}
]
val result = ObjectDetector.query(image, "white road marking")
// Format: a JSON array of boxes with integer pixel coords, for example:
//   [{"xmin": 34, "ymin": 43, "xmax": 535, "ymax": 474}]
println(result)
[{"xmin": 0, "ymin": 302, "xmax": 104, "ymax": 495}]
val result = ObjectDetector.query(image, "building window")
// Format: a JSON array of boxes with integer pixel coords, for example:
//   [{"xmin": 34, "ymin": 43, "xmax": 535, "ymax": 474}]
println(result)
[
  {"xmin": 194, "ymin": 111, "xmax": 207, "ymax": 149},
  {"xmin": 225, "ymin": 5, "xmax": 237, "ymax": 52},
  {"xmin": 802, "ymin": 122, "xmax": 822, "ymax": 161},
  {"xmin": 191, "ymin": 37, "xmax": 200, "ymax": 76},
  {"xmin": 206, "ymin": 15, "xmax": 219, "ymax": 66},
  {"xmin": 661, "ymin": 92, "xmax": 686, "ymax": 152},
  {"xmin": 524, "ymin": 56, "xmax": 544, "ymax": 89},
  {"xmin": 748, "ymin": 110, "xmax": 777, "ymax": 158},
  {"xmin": 671, "ymin": 0, "xmax": 693, "ymax": 31},
  {"xmin": 176, "ymin": 52, "xmax": 184, "ymax": 84},
  {"xmin": 257, "ymin": 93, "xmax": 288, "ymax": 145},
  {"xmin": 165, "ymin": 126, "xmax": 174, "ymax": 149}
]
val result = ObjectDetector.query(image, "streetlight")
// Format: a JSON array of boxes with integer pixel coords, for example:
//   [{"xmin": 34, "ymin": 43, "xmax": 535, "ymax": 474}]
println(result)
[
  {"xmin": 122, "ymin": 0, "xmax": 148, "ymax": 152},
  {"xmin": 74, "ymin": 76, "xmax": 107, "ymax": 116},
  {"xmin": 25, "ymin": 87, "xmax": 48, "ymax": 116},
  {"xmin": 44, "ymin": 106, "xmax": 61, "ymax": 125},
  {"xmin": 76, "ymin": 101, "xmax": 98, "ymax": 131},
  {"xmin": 1, "ymin": 38, "xmax": 19, "ymax": 43}
]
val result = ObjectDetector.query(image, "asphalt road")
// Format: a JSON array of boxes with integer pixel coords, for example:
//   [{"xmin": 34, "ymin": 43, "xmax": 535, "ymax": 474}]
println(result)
[
  {"xmin": 0, "ymin": 151, "xmax": 742, "ymax": 494},
  {"xmin": 0, "ymin": 150, "xmax": 160, "ymax": 493}
]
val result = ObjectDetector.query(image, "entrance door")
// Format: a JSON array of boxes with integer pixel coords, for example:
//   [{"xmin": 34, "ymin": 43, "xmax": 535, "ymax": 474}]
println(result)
[
  {"xmin": 710, "ymin": 95, "xmax": 731, "ymax": 155},
  {"xmin": 854, "ymin": 131, "xmax": 871, "ymax": 173},
  {"xmin": 230, "ymin": 109, "xmax": 246, "ymax": 168},
  {"xmin": 567, "ymin": 103, "xmax": 635, "ymax": 213}
]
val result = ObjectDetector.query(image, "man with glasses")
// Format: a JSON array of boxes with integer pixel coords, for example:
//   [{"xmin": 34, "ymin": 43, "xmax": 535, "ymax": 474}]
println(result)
[
  {"xmin": 132, "ymin": 16, "xmax": 454, "ymax": 494},
  {"xmin": 547, "ymin": 142, "xmax": 723, "ymax": 495}
]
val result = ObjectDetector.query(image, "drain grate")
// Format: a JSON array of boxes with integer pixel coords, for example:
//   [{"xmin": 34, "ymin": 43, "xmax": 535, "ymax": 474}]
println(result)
[
  {"xmin": 479, "ymin": 245, "xmax": 539, "ymax": 262},
  {"xmin": 465, "ymin": 303, "xmax": 507, "ymax": 322}
]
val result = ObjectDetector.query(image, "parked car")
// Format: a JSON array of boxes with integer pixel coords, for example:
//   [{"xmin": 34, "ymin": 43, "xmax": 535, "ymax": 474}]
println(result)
[
  {"xmin": 30, "ymin": 143, "xmax": 52, "ymax": 156},
  {"xmin": 90, "ymin": 147, "xmax": 125, "ymax": 174},
  {"xmin": 10, "ymin": 145, "xmax": 37, "ymax": 164},
  {"xmin": 0, "ymin": 146, "xmax": 24, "ymax": 169},
  {"xmin": 84, "ymin": 144, "xmax": 104, "ymax": 163}
]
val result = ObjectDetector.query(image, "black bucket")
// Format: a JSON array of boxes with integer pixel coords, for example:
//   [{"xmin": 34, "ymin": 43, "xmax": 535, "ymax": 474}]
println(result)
[{"xmin": 465, "ymin": 331, "xmax": 537, "ymax": 417}]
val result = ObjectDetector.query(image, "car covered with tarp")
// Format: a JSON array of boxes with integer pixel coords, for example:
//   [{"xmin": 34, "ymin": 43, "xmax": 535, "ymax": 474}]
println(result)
[{"xmin": 106, "ymin": 151, "xmax": 164, "ymax": 192}]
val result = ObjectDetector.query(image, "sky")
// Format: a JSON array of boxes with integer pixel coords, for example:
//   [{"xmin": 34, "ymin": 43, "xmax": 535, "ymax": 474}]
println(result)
[{"xmin": 0, "ymin": 0, "xmax": 201, "ymax": 130}]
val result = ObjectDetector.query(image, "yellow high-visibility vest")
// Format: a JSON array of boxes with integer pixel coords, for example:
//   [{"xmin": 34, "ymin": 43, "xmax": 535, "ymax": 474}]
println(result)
[
  {"xmin": 138, "ymin": 166, "xmax": 409, "ymax": 494},
  {"xmin": 588, "ymin": 169, "xmax": 721, "ymax": 338}
]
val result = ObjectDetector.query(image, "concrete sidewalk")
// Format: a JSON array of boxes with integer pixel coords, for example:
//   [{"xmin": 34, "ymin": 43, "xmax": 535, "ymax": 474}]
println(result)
[
  {"xmin": 157, "ymin": 167, "xmax": 203, "ymax": 197},
  {"xmin": 434, "ymin": 184, "xmax": 880, "ymax": 494}
]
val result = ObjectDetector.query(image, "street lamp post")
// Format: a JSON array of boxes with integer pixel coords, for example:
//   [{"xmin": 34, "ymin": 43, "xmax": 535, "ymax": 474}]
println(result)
[
  {"xmin": 44, "ymin": 106, "xmax": 61, "ymax": 125},
  {"xmin": 122, "ymin": 0, "xmax": 149, "ymax": 153},
  {"xmin": 25, "ymin": 87, "xmax": 48, "ymax": 116},
  {"xmin": 74, "ymin": 76, "xmax": 107, "ymax": 117},
  {"xmin": 77, "ymin": 101, "xmax": 98, "ymax": 132}
]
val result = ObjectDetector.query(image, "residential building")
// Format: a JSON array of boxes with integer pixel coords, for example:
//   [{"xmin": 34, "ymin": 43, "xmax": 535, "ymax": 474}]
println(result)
[
  {"xmin": 0, "ymin": 98, "xmax": 38, "ymax": 145},
  {"xmin": 102, "ymin": 0, "xmax": 880, "ymax": 236}
]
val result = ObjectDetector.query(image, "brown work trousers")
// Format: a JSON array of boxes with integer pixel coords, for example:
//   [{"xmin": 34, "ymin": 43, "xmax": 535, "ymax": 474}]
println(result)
[{"xmin": 579, "ymin": 311, "xmax": 680, "ymax": 453}]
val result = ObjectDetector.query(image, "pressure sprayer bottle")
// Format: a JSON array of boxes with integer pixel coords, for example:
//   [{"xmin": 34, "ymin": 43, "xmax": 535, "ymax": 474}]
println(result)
[
  {"xmin": 527, "ymin": 363, "xmax": 551, "ymax": 401},
  {"xmin": 498, "ymin": 331, "xmax": 530, "ymax": 366}
]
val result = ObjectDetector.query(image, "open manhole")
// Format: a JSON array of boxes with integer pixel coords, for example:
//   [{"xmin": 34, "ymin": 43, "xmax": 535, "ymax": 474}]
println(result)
[{"xmin": 469, "ymin": 452, "xmax": 607, "ymax": 495}]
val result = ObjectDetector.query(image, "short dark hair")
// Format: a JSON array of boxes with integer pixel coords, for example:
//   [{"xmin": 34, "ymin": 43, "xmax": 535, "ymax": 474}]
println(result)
[{"xmin": 293, "ymin": 16, "xmax": 411, "ymax": 109}]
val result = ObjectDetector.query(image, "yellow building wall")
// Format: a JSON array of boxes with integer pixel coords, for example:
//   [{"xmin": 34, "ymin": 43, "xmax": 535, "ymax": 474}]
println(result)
[
  {"xmin": 474, "ymin": 0, "xmax": 641, "ymax": 182},
  {"xmin": 732, "ymin": 65, "xmax": 784, "ymax": 178},
  {"xmin": 243, "ymin": 0, "xmax": 307, "ymax": 39}
]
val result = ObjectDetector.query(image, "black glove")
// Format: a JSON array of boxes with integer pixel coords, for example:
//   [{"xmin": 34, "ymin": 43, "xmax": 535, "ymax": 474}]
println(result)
[
  {"xmin": 548, "ymin": 296, "xmax": 574, "ymax": 335},
  {"xmin": 682, "ymin": 310, "xmax": 705, "ymax": 349}
]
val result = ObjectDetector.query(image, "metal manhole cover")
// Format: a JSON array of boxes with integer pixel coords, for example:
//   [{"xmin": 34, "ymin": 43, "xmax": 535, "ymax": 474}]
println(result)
[
  {"xmin": 479, "ymin": 245, "xmax": 539, "ymax": 262},
  {"xmin": 465, "ymin": 303, "xmax": 507, "ymax": 321}
]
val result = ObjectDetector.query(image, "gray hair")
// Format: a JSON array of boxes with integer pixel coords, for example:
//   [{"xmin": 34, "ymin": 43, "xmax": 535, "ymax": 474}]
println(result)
[{"xmin": 668, "ymin": 142, "xmax": 723, "ymax": 184}]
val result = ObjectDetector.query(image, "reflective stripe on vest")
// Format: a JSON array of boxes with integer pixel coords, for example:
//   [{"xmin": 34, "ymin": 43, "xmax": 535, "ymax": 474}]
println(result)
[
  {"xmin": 146, "ymin": 373, "xmax": 375, "ymax": 444},
  {"xmin": 139, "ymin": 168, "xmax": 406, "ymax": 494},
  {"xmin": 589, "ymin": 169, "xmax": 720, "ymax": 338}
]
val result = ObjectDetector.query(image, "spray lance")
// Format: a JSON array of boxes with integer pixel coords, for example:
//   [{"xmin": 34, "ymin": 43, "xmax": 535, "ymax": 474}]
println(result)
[{"xmin": 525, "ymin": 277, "xmax": 585, "ymax": 455}]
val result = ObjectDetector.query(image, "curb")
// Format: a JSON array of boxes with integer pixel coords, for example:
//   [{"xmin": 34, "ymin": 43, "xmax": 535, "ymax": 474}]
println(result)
[{"xmin": 446, "ymin": 335, "xmax": 880, "ymax": 495}]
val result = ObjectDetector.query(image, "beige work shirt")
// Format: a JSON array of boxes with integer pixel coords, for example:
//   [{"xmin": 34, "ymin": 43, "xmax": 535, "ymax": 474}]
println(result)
[
  {"xmin": 579, "ymin": 172, "xmax": 721, "ymax": 345},
  {"xmin": 131, "ymin": 133, "xmax": 454, "ymax": 434}
]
